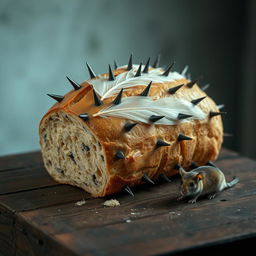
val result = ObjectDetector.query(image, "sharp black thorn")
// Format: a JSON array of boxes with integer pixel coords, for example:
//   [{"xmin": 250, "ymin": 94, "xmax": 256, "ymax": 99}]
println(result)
[
  {"xmin": 191, "ymin": 96, "xmax": 207, "ymax": 106},
  {"xmin": 108, "ymin": 64, "xmax": 115, "ymax": 81},
  {"xmin": 66, "ymin": 76, "xmax": 81, "ymax": 90},
  {"xmin": 79, "ymin": 113, "xmax": 89, "ymax": 121},
  {"xmin": 206, "ymin": 161, "xmax": 217, "ymax": 167},
  {"xmin": 186, "ymin": 80, "xmax": 198, "ymax": 88},
  {"xmin": 142, "ymin": 57, "xmax": 150, "ymax": 73},
  {"xmin": 142, "ymin": 174, "xmax": 155, "ymax": 185},
  {"xmin": 209, "ymin": 111, "xmax": 226, "ymax": 118},
  {"xmin": 149, "ymin": 115, "xmax": 165, "ymax": 123},
  {"xmin": 168, "ymin": 84, "xmax": 183, "ymax": 94},
  {"xmin": 177, "ymin": 113, "xmax": 192, "ymax": 120},
  {"xmin": 156, "ymin": 139, "xmax": 170, "ymax": 147},
  {"xmin": 127, "ymin": 54, "xmax": 133, "ymax": 70},
  {"xmin": 152, "ymin": 54, "xmax": 160, "ymax": 68},
  {"xmin": 201, "ymin": 83, "xmax": 210, "ymax": 91},
  {"xmin": 86, "ymin": 62, "xmax": 96, "ymax": 79},
  {"xmin": 140, "ymin": 81, "xmax": 152, "ymax": 96},
  {"xmin": 112, "ymin": 88, "xmax": 123, "ymax": 105},
  {"xmin": 123, "ymin": 185, "xmax": 134, "ymax": 197},
  {"xmin": 115, "ymin": 150, "xmax": 125, "ymax": 159},
  {"xmin": 93, "ymin": 89, "xmax": 103, "ymax": 106},
  {"xmin": 190, "ymin": 162, "xmax": 199, "ymax": 169},
  {"xmin": 162, "ymin": 62, "xmax": 175, "ymax": 76},
  {"xmin": 114, "ymin": 60, "xmax": 118, "ymax": 69},
  {"xmin": 134, "ymin": 63, "xmax": 142, "ymax": 77},
  {"xmin": 47, "ymin": 94, "xmax": 64, "ymax": 103},
  {"xmin": 178, "ymin": 134, "xmax": 193, "ymax": 141},
  {"xmin": 159, "ymin": 173, "xmax": 172, "ymax": 182},
  {"xmin": 124, "ymin": 122, "xmax": 137, "ymax": 132}
]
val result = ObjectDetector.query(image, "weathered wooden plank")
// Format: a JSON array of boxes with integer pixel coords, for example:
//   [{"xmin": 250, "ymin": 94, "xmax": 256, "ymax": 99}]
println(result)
[
  {"xmin": 0, "ymin": 166, "xmax": 57, "ymax": 195},
  {"xmin": 0, "ymin": 151, "xmax": 42, "ymax": 171}
]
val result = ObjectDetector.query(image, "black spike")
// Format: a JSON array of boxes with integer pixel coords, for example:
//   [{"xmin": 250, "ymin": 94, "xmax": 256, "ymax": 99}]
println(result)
[
  {"xmin": 86, "ymin": 62, "xmax": 96, "ymax": 79},
  {"xmin": 114, "ymin": 60, "xmax": 118, "ymax": 69},
  {"xmin": 168, "ymin": 84, "xmax": 183, "ymax": 94},
  {"xmin": 142, "ymin": 174, "xmax": 155, "ymax": 185},
  {"xmin": 134, "ymin": 63, "xmax": 142, "ymax": 77},
  {"xmin": 186, "ymin": 80, "xmax": 197, "ymax": 88},
  {"xmin": 190, "ymin": 162, "xmax": 199, "ymax": 169},
  {"xmin": 127, "ymin": 54, "xmax": 133, "ymax": 70},
  {"xmin": 159, "ymin": 173, "xmax": 172, "ymax": 182},
  {"xmin": 115, "ymin": 150, "xmax": 125, "ymax": 159},
  {"xmin": 140, "ymin": 81, "xmax": 152, "ymax": 96},
  {"xmin": 47, "ymin": 94, "xmax": 64, "ymax": 103},
  {"xmin": 123, "ymin": 185, "xmax": 134, "ymax": 197},
  {"xmin": 209, "ymin": 111, "xmax": 226, "ymax": 118},
  {"xmin": 191, "ymin": 96, "xmax": 207, "ymax": 106},
  {"xmin": 79, "ymin": 113, "xmax": 89, "ymax": 121},
  {"xmin": 124, "ymin": 122, "xmax": 137, "ymax": 132},
  {"xmin": 152, "ymin": 54, "xmax": 160, "ymax": 68},
  {"xmin": 206, "ymin": 161, "xmax": 217, "ymax": 167},
  {"xmin": 149, "ymin": 115, "xmax": 164, "ymax": 123},
  {"xmin": 66, "ymin": 76, "xmax": 81, "ymax": 90},
  {"xmin": 108, "ymin": 64, "xmax": 115, "ymax": 81},
  {"xmin": 162, "ymin": 62, "xmax": 175, "ymax": 76},
  {"xmin": 177, "ymin": 113, "xmax": 192, "ymax": 120},
  {"xmin": 142, "ymin": 57, "xmax": 150, "ymax": 73},
  {"xmin": 156, "ymin": 139, "xmax": 170, "ymax": 147},
  {"xmin": 178, "ymin": 134, "xmax": 193, "ymax": 141},
  {"xmin": 93, "ymin": 89, "xmax": 103, "ymax": 106},
  {"xmin": 112, "ymin": 88, "xmax": 123, "ymax": 105}
]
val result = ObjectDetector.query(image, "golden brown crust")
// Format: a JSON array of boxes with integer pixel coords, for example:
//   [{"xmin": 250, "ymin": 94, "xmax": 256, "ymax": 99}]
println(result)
[{"xmin": 39, "ymin": 67, "xmax": 223, "ymax": 197}]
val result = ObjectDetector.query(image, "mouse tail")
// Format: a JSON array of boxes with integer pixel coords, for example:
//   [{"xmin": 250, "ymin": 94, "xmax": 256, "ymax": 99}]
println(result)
[{"xmin": 226, "ymin": 176, "xmax": 239, "ymax": 188}]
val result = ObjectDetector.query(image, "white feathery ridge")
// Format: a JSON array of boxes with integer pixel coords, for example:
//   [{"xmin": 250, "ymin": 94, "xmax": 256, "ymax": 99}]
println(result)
[
  {"xmin": 93, "ymin": 96, "xmax": 206, "ymax": 125},
  {"xmin": 89, "ymin": 64, "xmax": 185, "ymax": 100}
]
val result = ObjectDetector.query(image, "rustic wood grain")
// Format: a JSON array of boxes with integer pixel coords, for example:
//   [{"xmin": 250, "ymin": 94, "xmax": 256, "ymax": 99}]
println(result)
[{"xmin": 0, "ymin": 148, "xmax": 255, "ymax": 256}]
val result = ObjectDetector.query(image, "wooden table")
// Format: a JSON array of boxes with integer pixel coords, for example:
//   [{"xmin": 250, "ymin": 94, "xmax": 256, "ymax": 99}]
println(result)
[{"xmin": 0, "ymin": 148, "xmax": 255, "ymax": 256}]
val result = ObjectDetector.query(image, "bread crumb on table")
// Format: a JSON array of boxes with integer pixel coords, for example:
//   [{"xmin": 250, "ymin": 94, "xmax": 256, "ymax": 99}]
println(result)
[
  {"xmin": 75, "ymin": 200, "xmax": 86, "ymax": 206},
  {"xmin": 103, "ymin": 199, "xmax": 120, "ymax": 207}
]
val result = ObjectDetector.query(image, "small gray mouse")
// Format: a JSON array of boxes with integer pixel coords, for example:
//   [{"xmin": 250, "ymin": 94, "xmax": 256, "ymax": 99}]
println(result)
[{"xmin": 177, "ymin": 165, "xmax": 239, "ymax": 203}]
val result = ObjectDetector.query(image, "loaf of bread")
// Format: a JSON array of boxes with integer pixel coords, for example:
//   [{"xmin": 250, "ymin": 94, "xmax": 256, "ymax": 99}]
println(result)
[{"xmin": 39, "ymin": 56, "xmax": 223, "ymax": 197}]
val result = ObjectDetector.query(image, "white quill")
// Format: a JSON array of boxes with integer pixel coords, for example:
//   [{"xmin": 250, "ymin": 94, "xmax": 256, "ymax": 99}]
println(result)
[
  {"xmin": 89, "ymin": 65, "xmax": 185, "ymax": 100},
  {"xmin": 93, "ymin": 96, "xmax": 206, "ymax": 125}
]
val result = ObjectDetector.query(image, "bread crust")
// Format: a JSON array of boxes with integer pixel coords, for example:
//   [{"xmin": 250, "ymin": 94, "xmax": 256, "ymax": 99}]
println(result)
[{"xmin": 39, "ymin": 67, "xmax": 223, "ymax": 197}]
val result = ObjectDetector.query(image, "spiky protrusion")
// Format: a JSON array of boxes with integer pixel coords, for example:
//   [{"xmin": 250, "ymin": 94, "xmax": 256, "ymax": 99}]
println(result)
[
  {"xmin": 156, "ymin": 139, "xmax": 170, "ymax": 147},
  {"xmin": 140, "ymin": 81, "xmax": 152, "ymax": 96},
  {"xmin": 115, "ymin": 150, "xmax": 125, "ymax": 159},
  {"xmin": 177, "ymin": 113, "xmax": 192, "ymax": 120},
  {"xmin": 201, "ymin": 83, "xmax": 210, "ymax": 91},
  {"xmin": 209, "ymin": 111, "xmax": 226, "ymax": 118},
  {"xmin": 142, "ymin": 174, "xmax": 155, "ymax": 185},
  {"xmin": 112, "ymin": 88, "xmax": 123, "ymax": 105},
  {"xmin": 79, "ymin": 113, "xmax": 89, "ymax": 121},
  {"xmin": 159, "ymin": 173, "xmax": 172, "ymax": 182},
  {"xmin": 149, "ymin": 115, "xmax": 164, "ymax": 123},
  {"xmin": 206, "ymin": 161, "xmax": 217, "ymax": 167},
  {"xmin": 152, "ymin": 54, "xmax": 160, "ymax": 68},
  {"xmin": 124, "ymin": 122, "xmax": 137, "ymax": 132},
  {"xmin": 134, "ymin": 63, "xmax": 142, "ymax": 77},
  {"xmin": 114, "ymin": 60, "xmax": 118, "ymax": 69},
  {"xmin": 66, "ymin": 76, "xmax": 81, "ymax": 90},
  {"xmin": 86, "ymin": 62, "xmax": 96, "ymax": 79},
  {"xmin": 186, "ymin": 80, "xmax": 197, "ymax": 88},
  {"xmin": 123, "ymin": 185, "xmax": 134, "ymax": 197},
  {"xmin": 168, "ymin": 84, "xmax": 183, "ymax": 94},
  {"xmin": 178, "ymin": 134, "xmax": 192, "ymax": 141},
  {"xmin": 47, "ymin": 94, "xmax": 64, "ymax": 103},
  {"xmin": 162, "ymin": 62, "xmax": 175, "ymax": 76},
  {"xmin": 127, "ymin": 54, "xmax": 133, "ymax": 70},
  {"xmin": 108, "ymin": 64, "xmax": 115, "ymax": 81},
  {"xmin": 142, "ymin": 57, "xmax": 150, "ymax": 73},
  {"xmin": 93, "ymin": 89, "xmax": 103, "ymax": 106},
  {"xmin": 191, "ymin": 96, "xmax": 206, "ymax": 106}
]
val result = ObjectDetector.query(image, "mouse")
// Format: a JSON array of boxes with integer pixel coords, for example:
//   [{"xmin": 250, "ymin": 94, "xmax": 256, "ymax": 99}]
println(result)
[{"xmin": 177, "ymin": 165, "xmax": 239, "ymax": 203}]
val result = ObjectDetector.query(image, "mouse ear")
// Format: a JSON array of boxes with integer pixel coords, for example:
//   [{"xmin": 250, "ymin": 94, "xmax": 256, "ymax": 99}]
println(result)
[{"xmin": 196, "ymin": 172, "xmax": 203, "ymax": 181}]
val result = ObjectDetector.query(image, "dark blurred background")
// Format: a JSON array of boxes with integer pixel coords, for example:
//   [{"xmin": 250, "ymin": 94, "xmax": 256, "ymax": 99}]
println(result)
[{"xmin": 0, "ymin": 0, "xmax": 255, "ymax": 158}]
